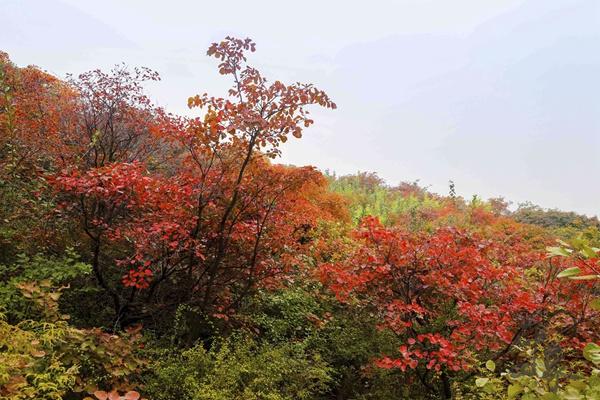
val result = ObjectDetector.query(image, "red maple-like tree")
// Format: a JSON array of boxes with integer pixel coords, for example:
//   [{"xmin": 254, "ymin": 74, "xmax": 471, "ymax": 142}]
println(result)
[
  {"xmin": 51, "ymin": 37, "xmax": 337, "ymax": 328},
  {"xmin": 320, "ymin": 216, "xmax": 599, "ymax": 398}
]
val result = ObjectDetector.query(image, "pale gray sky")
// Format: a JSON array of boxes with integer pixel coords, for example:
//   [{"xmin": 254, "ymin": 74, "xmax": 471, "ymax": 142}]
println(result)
[{"xmin": 2, "ymin": 0, "xmax": 599, "ymax": 216}]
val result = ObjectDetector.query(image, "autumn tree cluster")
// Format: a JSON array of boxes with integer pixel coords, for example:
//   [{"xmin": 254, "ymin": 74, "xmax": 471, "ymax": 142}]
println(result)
[{"xmin": 0, "ymin": 38, "xmax": 598, "ymax": 400}]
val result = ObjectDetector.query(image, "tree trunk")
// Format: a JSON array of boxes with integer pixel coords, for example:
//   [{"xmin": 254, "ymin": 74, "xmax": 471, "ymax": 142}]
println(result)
[{"xmin": 440, "ymin": 371, "xmax": 452, "ymax": 399}]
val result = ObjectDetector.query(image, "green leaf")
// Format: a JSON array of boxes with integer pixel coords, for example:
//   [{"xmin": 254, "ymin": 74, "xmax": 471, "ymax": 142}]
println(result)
[
  {"xmin": 557, "ymin": 267, "xmax": 581, "ymax": 278},
  {"xmin": 475, "ymin": 377, "xmax": 489, "ymax": 387},
  {"xmin": 562, "ymin": 387, "xmax": 584, "ymax": 400},
  {"xmin": 583, "ymin": 342, "xmax": 600, "ymax": 364},
  {"xmin": 485, "ymin": 360, "xmax": 495, "ymax": 372},
  {"xmin": 569, "ymin": 274, "xmax": 599, "ymax": 281},
  {"xmin": 507, "ymin": 383, "xmax": 522, "ymax": 399},
  {"xmin": 541, "ymin": 393, "xmax": 560, "ymax": 400},
  {"xmin": 568, "ymin": 380, "xmax": 587, "ymax": 391},
  {"xmin": 590, "ymin": 298, "xmax": 600, "ymax": 311},
  {"xmin": 535, "ymin": 358, "xmax": 546, "ymax": 377},
  {"xmin": 547, "ymin": 246, "xmax": 572, "ymax": 257},
  {"xmin": 580, "ymin": 246, "xmax": 598, "ymax": 259}
]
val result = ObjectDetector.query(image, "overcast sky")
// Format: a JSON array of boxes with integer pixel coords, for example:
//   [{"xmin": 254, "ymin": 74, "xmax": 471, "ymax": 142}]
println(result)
[{"xmin": 2, "ymin": 0, "xmax": 599, "ymax": 216}]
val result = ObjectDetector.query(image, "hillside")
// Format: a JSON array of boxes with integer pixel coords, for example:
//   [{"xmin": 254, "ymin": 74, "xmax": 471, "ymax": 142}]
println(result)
[{"xmin": 0, "ymin": 39, "xmax": 598, "ymax": 400}]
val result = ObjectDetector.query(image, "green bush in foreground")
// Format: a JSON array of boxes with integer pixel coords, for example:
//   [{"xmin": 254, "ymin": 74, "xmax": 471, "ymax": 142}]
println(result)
[{"xmin": 144, "ymin": 334, "xmax": 332, "ymax": 400}]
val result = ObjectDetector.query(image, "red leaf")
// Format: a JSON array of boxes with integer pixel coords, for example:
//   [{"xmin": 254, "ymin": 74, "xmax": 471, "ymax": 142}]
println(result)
[
  {"xmin": 93, "ymin": 391, "xmax": 108, "ymax": 400},
  {"xmin": 125, "ymin": 391, "xmax": 141, "ymax": 400}
]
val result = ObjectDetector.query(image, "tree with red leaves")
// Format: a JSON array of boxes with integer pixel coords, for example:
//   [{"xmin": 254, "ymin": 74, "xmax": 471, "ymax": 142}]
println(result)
[
  {"xmin": 51, "ymin": 37, "xmax": 336, "ymax": 328},
  {"xmin": 320, "ymin": 216, "xmax": 599, "ymax": 398},
  {"xmin": 0, "ymin": 52, "xmax": 81, "ymax": 258}
]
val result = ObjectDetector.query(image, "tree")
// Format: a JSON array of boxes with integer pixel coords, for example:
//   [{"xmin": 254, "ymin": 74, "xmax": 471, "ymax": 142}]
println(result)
[
  {"xmin": 0, "ymin": 52, "xmax": 79, "ymax": 260},
  {"xmin": 51, "ymin": 36, "xmax": 337, "ymax": 329},
  {"xmin": 320, "ymin": 216, "xmax": 599, "ymax": 399}
]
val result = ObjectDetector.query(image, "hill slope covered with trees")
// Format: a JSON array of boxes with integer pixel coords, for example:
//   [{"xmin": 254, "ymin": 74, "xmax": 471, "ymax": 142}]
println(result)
[{"xmin": 0, "ymin": 38, "xmax": 598, "ymax": 400}]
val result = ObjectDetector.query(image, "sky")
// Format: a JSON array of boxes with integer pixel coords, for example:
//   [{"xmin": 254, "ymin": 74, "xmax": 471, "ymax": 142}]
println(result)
[{"xmin": 1, "ymin": 0, "xmax": 599, "ymax": 216}]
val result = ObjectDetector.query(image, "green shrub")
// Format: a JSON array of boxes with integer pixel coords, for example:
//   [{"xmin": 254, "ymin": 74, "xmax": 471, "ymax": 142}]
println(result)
[
  {"xmin": 241, "ymin": 286, "xmax": 408, "ymax": 399},
  {"xmin": 0, "ymin": 249, "xmax": 90, "ymax": 323},
  {"xmin": 0, "ymin": 279, "xmax": 148, "ymax": 399},
  {"xmin": 145, "ymin": 334, "xmax": 332, "ymax": 400}
]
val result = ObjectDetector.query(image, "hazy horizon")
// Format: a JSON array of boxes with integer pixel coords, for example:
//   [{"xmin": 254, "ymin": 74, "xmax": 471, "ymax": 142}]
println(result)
[{"xmin": 2, "ymin": 0, "xmax": 598, "ymax": 216}]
